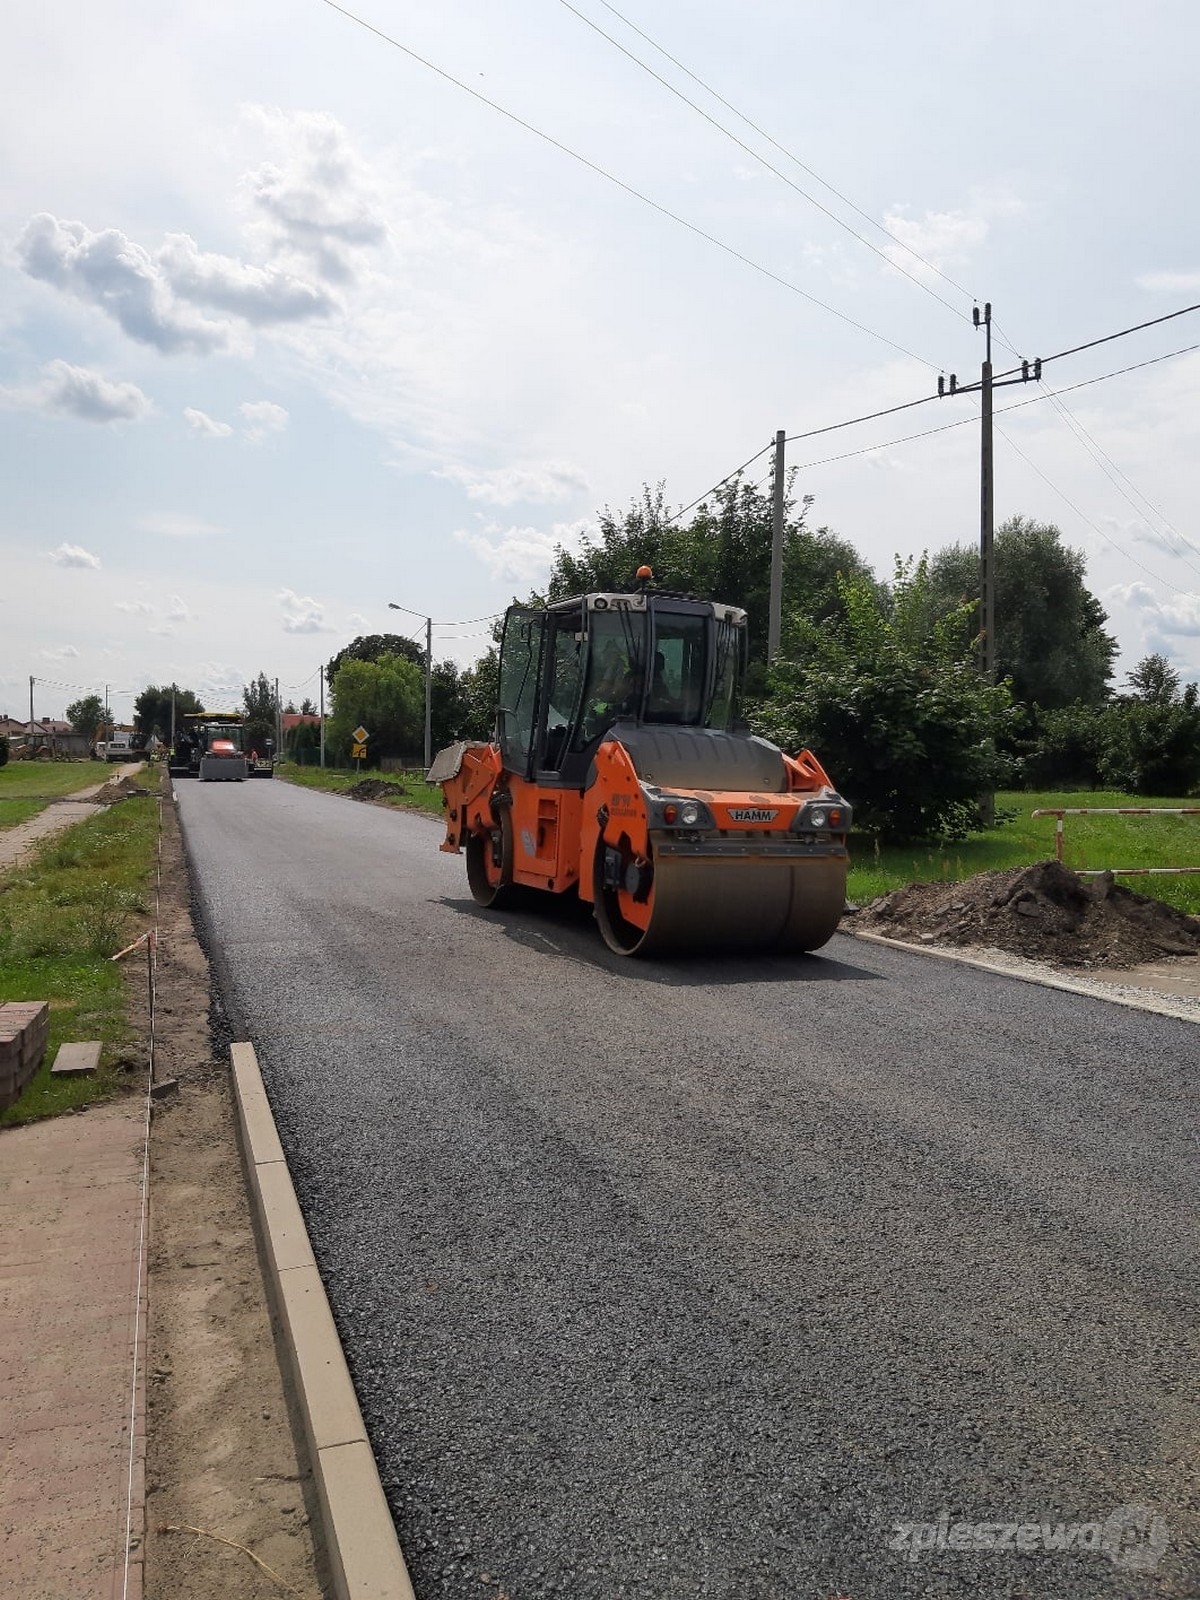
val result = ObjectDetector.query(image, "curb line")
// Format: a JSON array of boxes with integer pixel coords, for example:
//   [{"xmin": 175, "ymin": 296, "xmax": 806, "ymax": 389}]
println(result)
[
  {"xmin": 849, "ymin": 929, "xmax": 1200, "ymax": 1025},
  {"xmin": 230, "ymin": 1041, "xmax": 416, "ymax": 1600}
]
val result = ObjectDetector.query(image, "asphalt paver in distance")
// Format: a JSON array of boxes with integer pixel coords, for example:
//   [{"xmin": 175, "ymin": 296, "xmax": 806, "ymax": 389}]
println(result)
[{"xmin": 176, "ymin": 778, "xmax": 1199, "ymax": 1599}]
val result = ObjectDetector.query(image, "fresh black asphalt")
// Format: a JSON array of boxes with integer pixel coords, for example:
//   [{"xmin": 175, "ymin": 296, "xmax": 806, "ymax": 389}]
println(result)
[{"xmin": 177, "ymin": 778, "xmax": 1199, "ymax": 1599}]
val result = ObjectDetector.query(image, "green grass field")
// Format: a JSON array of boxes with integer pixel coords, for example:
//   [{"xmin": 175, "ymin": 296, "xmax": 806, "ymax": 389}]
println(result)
[
  {"xmin": 0, "ymin": 759, "xmax": 118, "ymax": 831},
  {"xmin": 0, "ymin": 789, "xmax": 159, "ymax": 1126},
  {"xmin": 848, "ymin": 790, "xmax": 1200, "ymax": 916},
  {"xmin": 277, "ymin": 763, "xmax": 445, "ymax": 817}
]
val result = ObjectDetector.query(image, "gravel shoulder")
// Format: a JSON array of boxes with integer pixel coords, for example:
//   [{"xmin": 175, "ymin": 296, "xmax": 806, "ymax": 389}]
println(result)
[{"xmin": 140, "ymin": 785, "xmax": 323, "ymax": 1600}]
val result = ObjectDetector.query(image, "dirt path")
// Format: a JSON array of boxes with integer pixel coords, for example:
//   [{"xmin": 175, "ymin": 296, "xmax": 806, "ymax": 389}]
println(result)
[
  {"xmin": 0, "ymin": 762, "xmax": 146, "ymax": 874},
  {"xmin": 137, "ymin": 785, "xmax": 324, "ymax": 1599}
]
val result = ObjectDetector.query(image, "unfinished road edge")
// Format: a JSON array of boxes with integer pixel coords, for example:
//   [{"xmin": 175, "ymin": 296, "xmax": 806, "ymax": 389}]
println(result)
[
  {"xmin": 850, "ymin": 929, "xmax": 1200, "ymax": 1025},
  {"xmin": 230, "ymin": 1040, "xmax": 416, "ymax": 1600}
]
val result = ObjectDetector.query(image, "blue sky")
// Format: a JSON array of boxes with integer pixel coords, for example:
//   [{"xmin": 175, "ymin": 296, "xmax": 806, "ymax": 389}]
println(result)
[{"xmin": 4, "ymin": 0, "xmax": 1200, "ymax": 722}]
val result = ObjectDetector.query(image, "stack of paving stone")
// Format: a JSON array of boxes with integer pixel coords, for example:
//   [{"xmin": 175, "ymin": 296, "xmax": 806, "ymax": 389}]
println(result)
[{"xmin": 0, "ymin": 1001, "xmax": 49, "ymax": 1110}]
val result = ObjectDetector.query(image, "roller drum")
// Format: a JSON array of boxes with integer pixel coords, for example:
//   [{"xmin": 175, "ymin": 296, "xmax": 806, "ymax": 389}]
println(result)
[{"xmin": 595, "ymin": 850, "xmax": 846, "ymax": 957}]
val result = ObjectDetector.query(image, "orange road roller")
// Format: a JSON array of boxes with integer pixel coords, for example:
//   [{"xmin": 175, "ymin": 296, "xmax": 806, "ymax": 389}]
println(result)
[{"xmin": 430, "ymin": 573, "xmax": 851, "ymax": 956}]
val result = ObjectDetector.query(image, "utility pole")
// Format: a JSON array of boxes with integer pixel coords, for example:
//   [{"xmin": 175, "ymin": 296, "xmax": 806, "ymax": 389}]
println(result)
[
  {"xmin": 768, "ymin": 429, "xmax": 785, "ymax": 663},
  {"xmin": 938, "ymin": 305, "xmax": 1041, "ymax": 676},
  {"xmin": 29, "ymin": 675, "xmax": 34, "ymax": 734},
  {"xmin": 387, "ymin": 601, "xmax": 433, "ymax": 770},
  {"xmin": 319, "ymin": 667, "xmax": 326, "ymax": 769},
  {"xmin": 274, "ymin": 677, "xmax": 281, "ymax": 761},
  {"xmin": 938, "ymin": 303, "xmax": 1040, "ymax": 825},
  {"xmin": 170, "ymin": 684, "xmax": 176, "ymax": 750}
]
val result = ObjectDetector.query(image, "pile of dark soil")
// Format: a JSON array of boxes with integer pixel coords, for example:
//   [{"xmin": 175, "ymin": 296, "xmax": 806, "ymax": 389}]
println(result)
[
  {"xmin": 851, "ymin": 859, "xmax": 1200, "ymax": 968},
  {"xmin": 345, "ymin": 778, "xmax": 406, "ymax": 802},
  {"xmin": 89, "ymin": 776, "xmax": 143, "ymax": 806}
]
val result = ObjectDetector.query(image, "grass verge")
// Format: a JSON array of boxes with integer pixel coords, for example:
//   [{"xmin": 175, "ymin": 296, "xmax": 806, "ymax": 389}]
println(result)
[
  {"xmin": 0, "ymin": 758, "xmax": 116, "ymax": 831},
  {"xmin": 848, "ymin": 789, "xmax": 1200, "ymax": 916},
  {"xmin": 0, "ymin": 791, "xmax": 159, "ymax": 1127},
  {"xmin": 276, "ymin": 763, "xmax": 445, "ymax": 818}
]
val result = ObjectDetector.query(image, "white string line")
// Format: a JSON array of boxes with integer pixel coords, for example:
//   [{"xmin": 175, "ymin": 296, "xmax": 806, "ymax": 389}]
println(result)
[{"xmin": 121, "ymin": 786, "xmax": 161, "ymax": 1599}]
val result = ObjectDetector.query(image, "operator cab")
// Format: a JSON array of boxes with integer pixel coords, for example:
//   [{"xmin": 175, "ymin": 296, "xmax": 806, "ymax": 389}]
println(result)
[{"xmin": 496, "ymin": 582, "xmax": 747, "ymax": 786}]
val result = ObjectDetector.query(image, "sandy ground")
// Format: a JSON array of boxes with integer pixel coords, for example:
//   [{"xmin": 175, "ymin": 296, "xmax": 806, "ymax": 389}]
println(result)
[{"xmin": 136, "ymin": 784, "xmax": 325, "ymax": 1600}]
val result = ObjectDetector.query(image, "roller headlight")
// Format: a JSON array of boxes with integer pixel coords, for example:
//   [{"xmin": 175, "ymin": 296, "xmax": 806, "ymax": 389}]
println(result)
[
  {"xmin": 679, "ymin": 801, "xmax": 701, "ymax": 827},
  {"xmin": 809, "ymin": 808, "xmax": 827, "ymax": 828}
]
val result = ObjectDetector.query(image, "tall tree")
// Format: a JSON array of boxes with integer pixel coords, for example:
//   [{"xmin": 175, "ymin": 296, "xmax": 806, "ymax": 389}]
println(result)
[
  {"xmin": 328, "ymin": 655, "xmax": 424, "ymax": 763},
  {"xmin": 927, "ymin": 516, "xmax": 1117, "ymax": 707},
  {"xmin": 325, "ymin": 634, "xmax": 424, "ymax": 691},
  {"xmin": 1125, "ymin": 653, "xmax": 1181, "ymax": 705},
  {"xmin": 458, "ymin": 648, "xmax": 499, "ymax": 742},
  {"xmin": 242, "ymin": 672, "xmax": 277, "ymax": 754},
  {"xmin": 545, "ymin": 479, "xmax": 876, "ymax": 675},
  {"xmin": 65, "ymin": 694, "xmax": 105, "ymax": 742},
  {"xmin": 133, "ymin": 684, "xmax": 204, "ymax": 744}
]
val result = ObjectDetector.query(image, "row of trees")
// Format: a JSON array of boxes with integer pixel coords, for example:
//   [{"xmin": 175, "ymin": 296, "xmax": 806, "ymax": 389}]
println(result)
[{"xmin": 95, "ymin": 473, "xmax": 1196, "ymax": 840}]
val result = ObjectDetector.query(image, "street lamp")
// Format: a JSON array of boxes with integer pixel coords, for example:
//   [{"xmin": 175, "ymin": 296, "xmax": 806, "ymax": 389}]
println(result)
[{"xmin": 387, "ymin": 602, "xmax": 433, "ymax": 770}]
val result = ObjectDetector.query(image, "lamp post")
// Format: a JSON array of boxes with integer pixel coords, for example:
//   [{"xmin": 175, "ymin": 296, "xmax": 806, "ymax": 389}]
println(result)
[{"xmin": 387, "ymin": 602, "xmax": 433, "ymax": 770}]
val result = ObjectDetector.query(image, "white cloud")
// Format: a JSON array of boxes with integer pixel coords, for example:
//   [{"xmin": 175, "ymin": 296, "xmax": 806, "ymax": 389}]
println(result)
[
  {"xmin": 1136, "ymin": 270, "xmax": 1200, "ymax": 293},
  {"xmin": 15, "ymin": 212, "xmax": 335, "ymax": 355},
  {"xmin": 346, "ymin": 612, "xmax": 369, "ymax": 629},
  {"xmin": 137, "ymin": 512, "xmax": 222, "ymax": 539},
  {"xmin": 184, "ymin": 406, "xmax": 233, "ymax": 438},
  {"xmin": 1108, "ymin": 581, "xmax": 1200, "ymax": 637},
  {"xmin": 195, "ymin": 662, "xmax": 246, "ymax": 704},
  {"xmin": 278, "ymin": 587, "xmax": 333, "ymax": 633},
  {"xmin": 454, "ymin": 518, "xmax": 591, "ymax": 587},
  {"xmin": 439, "ymin": 460, "xmax": 590, "ymax": 507},
  {"xmin": 48, "ymin": 541, "xmax": 101, "ymax": 568},
  {"xmin": 40, "ymin": 644, "xmax": 79, "ymax": 660},
  {"xmin": 239, "ymin": 106, "xmax": 388, "ymax": 284},
  {"xmin": 240, "ymin": 399, "xmax": 289, "ymax": 441},
  {"xmin": 114, "ymin": 599, "xmax": 154, "ymax": 615},
  {"xmin": 6, "ymin": 360, "xmax": 152, "ymax": 423},
  {"xmin": 881, "ymin": 191, "xmax": 1025, "ymax": 279}
]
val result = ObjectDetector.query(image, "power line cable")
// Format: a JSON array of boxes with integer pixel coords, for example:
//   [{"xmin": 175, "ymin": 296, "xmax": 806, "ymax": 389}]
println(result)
[
  {"xmin": 993, "ymin": 420, "xmax": 1193, "ymax": 595},
  {"xmin": 994, "ymin": 302, "xmax": 1200, "ymax": 381},
  {"xmin": 1036, "ymin": 383, "xmax": 1200, "ymax": 579},
  {"xmin": 588, "ymin": 0, "xmax": 979, "ymax": 305},
  {"xmin": 558, "ymin": 0, "xmax": 969, "ymax": 323},
  {"xmin": 315, "ymin": 0, "xmax": 938, "ymax": 369},
  {"xmin": 784, "ymin": 341, "xmax": 1200, "ymax": 473},
  {"xmin": 666, "ymin": 439, "xmax": 775, "ymax": 522}
]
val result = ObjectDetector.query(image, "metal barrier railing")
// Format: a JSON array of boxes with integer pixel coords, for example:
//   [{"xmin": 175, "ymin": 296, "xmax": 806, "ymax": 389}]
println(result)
[{"xmin": 1031, "ymin": 807, "xmax": 1200, "ymax": 876}]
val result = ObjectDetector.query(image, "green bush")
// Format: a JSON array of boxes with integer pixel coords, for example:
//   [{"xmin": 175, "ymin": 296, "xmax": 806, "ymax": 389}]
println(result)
[
  {"xmin": 754, "ymin": 559, "xmax": 1015, "ymax": 842},
  {"xmin": 0, "ymin": 734, "xmax": 8, "ymax": 768}
]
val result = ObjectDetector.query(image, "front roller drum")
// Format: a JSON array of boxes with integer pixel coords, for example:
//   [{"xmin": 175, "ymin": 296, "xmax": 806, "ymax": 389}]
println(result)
[
  {"xmin": 594, "ymin": 842, "xmax": 846, "ymax": 958},
  {"xmin": 466, "ymin": 810, "xmax": 514, "ymax": 907}
]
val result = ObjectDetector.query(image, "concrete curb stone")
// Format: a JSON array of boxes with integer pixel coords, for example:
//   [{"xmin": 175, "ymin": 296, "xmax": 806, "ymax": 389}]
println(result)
[{"xmin": 229, "ymin": 1040, "xmax": 415, "ymax": 1600}]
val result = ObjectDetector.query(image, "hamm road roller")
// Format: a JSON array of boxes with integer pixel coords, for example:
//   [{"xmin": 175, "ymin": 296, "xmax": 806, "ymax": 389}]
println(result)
[{"xmin": 431, "ymin": 572, "xmax": 852, "ymax": 956}]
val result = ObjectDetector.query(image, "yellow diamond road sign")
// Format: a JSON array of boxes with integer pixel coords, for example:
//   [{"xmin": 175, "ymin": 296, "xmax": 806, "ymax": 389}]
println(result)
[{"xmin": 352, "ymin": 726, "xmax": 369, "ymax": 744}]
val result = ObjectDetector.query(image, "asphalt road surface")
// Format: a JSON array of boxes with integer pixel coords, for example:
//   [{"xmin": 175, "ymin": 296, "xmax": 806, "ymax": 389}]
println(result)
[{"xmin": 177, "ymin": 779, "xmax": 1198, "ymax": 1600}]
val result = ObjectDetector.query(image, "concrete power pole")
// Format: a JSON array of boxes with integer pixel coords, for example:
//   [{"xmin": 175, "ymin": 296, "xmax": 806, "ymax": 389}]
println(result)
[
  {"xmin": 768, "ymin": 429, "xmax": 785, "ymax": 663},
  {"xmin": 977, "ymin": 304, "xmax": 996, "ymax": 688},
  {"xmin": 938, "ymin": 304, "xmax": 1041, "ymax": 826},
  {"xmin": 319, "ymin": 668, "xmax": 326, "ymax": 769},
  {"xmin": 424, "ymin": 614, "xmax": 433, "ymax": 771}
]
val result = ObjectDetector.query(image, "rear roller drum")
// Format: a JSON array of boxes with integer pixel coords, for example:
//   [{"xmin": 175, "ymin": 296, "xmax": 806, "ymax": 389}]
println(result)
[{"xmin": 466, "ymin": 810, "xmax": 513, "ymax": 907}]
